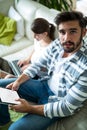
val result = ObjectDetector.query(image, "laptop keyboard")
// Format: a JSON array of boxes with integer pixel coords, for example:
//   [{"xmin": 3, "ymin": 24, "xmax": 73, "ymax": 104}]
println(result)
[{"xmin": 9, "ymin": 60, "xmax": 22, "ymax": 76}]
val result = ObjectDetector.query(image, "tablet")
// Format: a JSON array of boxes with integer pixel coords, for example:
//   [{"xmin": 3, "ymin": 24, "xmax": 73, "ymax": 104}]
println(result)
[{"xmin": 0, "ymin": 87, "xmax": 20, "ymax": 105}]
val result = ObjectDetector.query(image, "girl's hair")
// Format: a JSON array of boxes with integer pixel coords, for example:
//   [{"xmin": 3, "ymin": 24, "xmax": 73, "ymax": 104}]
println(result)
[
  {"xmin": 54, "ymin": 11, "xmax": 87, "ymax": 28},
  {"xmin": 31, "ymin": 18, "xmax": 55, "ymax": 40}
]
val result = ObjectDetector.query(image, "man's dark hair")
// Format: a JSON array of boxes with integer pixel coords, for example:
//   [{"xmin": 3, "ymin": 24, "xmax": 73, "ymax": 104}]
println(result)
[{"xmin": 54, "ymin": 11, "xmax": 87, "ymax": 28}]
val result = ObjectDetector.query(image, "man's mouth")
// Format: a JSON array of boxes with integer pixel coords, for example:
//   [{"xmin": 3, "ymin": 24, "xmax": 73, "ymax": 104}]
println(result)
[
  {"xmin": 64, "ymin": 43, "xmax": 73, "ymax": 47},
  {"xmin": 63, "ymin": 41, "xmax": 74, "ymax": 48}
]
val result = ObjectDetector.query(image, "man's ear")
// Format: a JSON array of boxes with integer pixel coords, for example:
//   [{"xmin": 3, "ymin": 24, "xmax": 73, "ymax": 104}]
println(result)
[{"xmin": 82, "ymin": 28, "xmax": 87, "ymax": 37}]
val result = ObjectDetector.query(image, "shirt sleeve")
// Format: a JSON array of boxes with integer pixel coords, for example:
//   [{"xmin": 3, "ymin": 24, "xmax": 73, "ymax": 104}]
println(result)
[
  {"xmin": 44, "ymin": 70, "xmax": 87, "ymax": 118},
  {"xmin": 23, "ymin": 40, "xmax": 55, "ymax": 78}
]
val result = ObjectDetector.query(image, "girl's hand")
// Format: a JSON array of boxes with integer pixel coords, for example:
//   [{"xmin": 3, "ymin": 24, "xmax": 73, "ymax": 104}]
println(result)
[
  {"xmin": 21, "ymin": 64, "xmax": 31, "ymax": 72},
  {"xmin": 17, "ymin": 59, "xmax": 29, "ymax": 67}
]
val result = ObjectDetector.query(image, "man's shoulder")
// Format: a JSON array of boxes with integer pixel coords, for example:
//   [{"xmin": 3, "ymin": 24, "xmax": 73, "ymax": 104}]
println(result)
[
  {"xmin": 49, "ymin": 38, "xmax": 62, "ymax": 51},
  {"xmin": 78, "ymin": 43, "xmax": 87, "ymax": 65},
  {"xmin": 81, "ymin": 42, "xmax": 87, "ymax": 56}
]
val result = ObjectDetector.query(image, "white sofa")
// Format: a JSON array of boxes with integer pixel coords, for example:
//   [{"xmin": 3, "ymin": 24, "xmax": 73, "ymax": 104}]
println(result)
[{"xmin": 0, "ymin": 0, "xmax": 87, "ymax": 130}]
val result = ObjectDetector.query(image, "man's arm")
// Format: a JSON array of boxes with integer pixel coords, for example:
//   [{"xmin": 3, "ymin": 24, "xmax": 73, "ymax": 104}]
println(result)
[
  {"xmin": 28, "ymin": 104, "xmax": 44, "ymax": 116},
  {"xmin": 16, "ymin": 73, "xmax": 30, "ymax": 84},
  {"xmin": 44, "ymin": 70, "xmax": 87, "ymax": 118}
]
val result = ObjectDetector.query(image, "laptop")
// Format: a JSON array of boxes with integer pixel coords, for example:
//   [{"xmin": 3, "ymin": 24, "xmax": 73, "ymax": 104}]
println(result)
[{"xmin": 8, "ymin": 60, "xmax": 22, "ymax": 76}]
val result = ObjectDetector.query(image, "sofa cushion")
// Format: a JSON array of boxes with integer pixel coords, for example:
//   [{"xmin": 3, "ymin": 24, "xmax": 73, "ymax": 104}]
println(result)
[
  {"xmin": 0, "ymin": 13, "xmax": 16, "ymax": 46},
  {"xmin": 4, "ymin": 44, "xmax": 34, "ymax": 61},
  {"xmin": 1, "ymin": 37, "xmax": 33, "ymax": 58},
  {"xmin": 8, "ymin": 6, "xmax": 24, "ymax": 40},
  {"xmin": 15, "ymin": 0, "xmax": 44, "ymax": 42}
]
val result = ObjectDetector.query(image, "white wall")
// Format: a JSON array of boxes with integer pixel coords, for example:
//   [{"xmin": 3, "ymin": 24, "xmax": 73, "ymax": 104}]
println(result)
[
  {"xmin": 76, "ymin": 0, "xmax": 87, "ymax": 15},
  {"xmin": 0, "ymin": 0, "xmax": 14, "ymax": 15}
]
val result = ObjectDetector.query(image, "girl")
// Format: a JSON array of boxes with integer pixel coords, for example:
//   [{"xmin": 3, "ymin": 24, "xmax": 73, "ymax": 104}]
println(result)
[{"xmin": 0, "ymin": 18, "xmax": 55, "ymax": 78}]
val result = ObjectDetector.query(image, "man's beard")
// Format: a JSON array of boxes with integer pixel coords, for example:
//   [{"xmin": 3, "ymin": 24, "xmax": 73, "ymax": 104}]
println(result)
[{"xmin": 62, "ymin": 36, "xmax": 82, "ymax": 53}]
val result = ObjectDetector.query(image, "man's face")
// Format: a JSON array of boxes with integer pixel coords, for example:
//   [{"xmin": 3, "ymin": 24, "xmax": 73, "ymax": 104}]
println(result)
[{"xmin": 58, "ymin": 21, "xmax": 85, "ymax": 53}]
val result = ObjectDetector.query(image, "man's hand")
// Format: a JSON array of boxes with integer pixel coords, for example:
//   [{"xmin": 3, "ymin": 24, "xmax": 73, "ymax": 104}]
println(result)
[
  {"xmin": 9, "ymin": 98, "xmax": 44, "ymax": 115},
  {"xmin": 9, "ymin": 98, "xmax": 32, "ymax": 113},
  {"xmin": 6, "ymin": 80, "xmax": 20, "ymax": 91},
  {"xmin": 6, "ymin": 73, "xmax": 30, "ymax": 91}
]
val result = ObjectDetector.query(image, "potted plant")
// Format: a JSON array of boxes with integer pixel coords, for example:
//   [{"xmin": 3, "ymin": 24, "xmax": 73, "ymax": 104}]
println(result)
[{"xmin": 33, "ymin": 0, "xmax": 73, "ymax": 11}]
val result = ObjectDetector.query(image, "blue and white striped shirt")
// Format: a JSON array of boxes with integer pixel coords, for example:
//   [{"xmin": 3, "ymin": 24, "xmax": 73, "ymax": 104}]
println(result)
[{"xmin": 24, "ymin": 38, "xmax": 87, "ymax": 118}]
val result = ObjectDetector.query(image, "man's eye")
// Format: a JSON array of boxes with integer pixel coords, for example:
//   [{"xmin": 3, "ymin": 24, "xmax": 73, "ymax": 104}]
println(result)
[
  {"xmin": 59, "ymin": 30, "xmax": 65, "ymax": 35},
  {"xmin": 70, "ymin": 30, "xmax": 77, "ymax": 34}
]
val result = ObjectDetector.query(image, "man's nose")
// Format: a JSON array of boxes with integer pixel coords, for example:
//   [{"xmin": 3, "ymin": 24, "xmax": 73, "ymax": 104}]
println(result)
[{"xmin": 64, "ymin": 33, "xmax": 71, "ymax": 41}]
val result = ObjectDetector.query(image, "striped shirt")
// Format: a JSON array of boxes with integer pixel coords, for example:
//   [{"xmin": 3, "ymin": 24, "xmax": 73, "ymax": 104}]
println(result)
[{"xmin": 24, "ymin": 38, "xmax": 87, "ymax": 118}]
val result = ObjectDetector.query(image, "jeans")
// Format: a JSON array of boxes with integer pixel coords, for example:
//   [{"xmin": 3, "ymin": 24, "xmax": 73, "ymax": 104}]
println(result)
[{"xmin": 0, "ymin": 78, "xmax": 59, "ymax": 130}]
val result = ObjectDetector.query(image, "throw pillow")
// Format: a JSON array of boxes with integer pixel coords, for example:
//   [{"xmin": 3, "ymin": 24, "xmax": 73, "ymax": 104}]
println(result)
[
  {"xmin": 8, "ymin": 6, "xmax": 24, "ymax": 40},
  {"xmin": 0, "ymin": 13, "xmax": 16, "ymax": 46}
]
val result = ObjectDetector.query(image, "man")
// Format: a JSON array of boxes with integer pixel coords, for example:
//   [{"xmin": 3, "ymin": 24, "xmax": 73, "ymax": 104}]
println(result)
[{"xmin": 0, "ymin": 11, "xmax": 87, "ymax": 130}]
